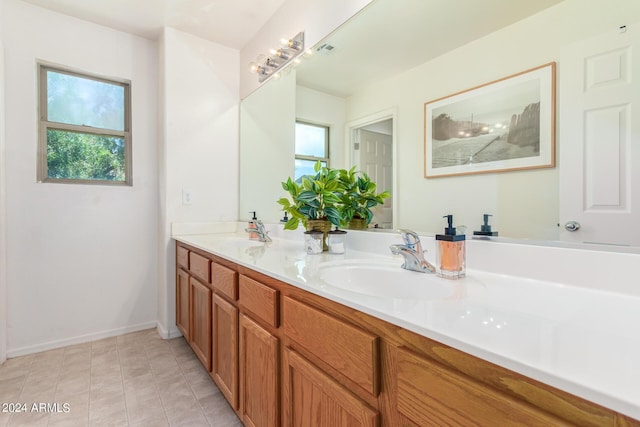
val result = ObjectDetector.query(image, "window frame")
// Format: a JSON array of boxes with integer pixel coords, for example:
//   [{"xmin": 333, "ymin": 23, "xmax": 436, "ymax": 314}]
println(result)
[
  {"xmin": 37, "ymin": 63, "xmax": 132, "ymax": 186},
  {"xmin": 295, "ymin": 120, "xmax": 330, "ymax": 169}
]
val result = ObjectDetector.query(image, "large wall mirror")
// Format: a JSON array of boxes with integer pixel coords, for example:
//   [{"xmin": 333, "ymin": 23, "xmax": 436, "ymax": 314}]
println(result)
[{"xmin": 239, "ymin": 0, "xmax": 640, "ymax": 248}]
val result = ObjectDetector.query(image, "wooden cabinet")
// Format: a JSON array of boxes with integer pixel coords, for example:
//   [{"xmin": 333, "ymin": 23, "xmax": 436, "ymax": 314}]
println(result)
[
  {"xmin": 212, "ymin": 293, "xmax": 238, "ymax": 409},
  {"xmin": 283, "ymin": 348, "xmax": 379, "ymax": 427},
  {"xmin": 175, "ymin": 241, "xmax": 639, "ymax": 426},
  {"xmin": 239, "ymin": 275, "xmax": 278, "ymax": 328},
  {"xmin": 282, "ymin": 296, "xmax": 378, "ymax": 398},
  {"xmin": 189, "ymin": 251, "xmax": 210, "ymax": 283},
  {"xmin": 239, "ymin": 313, "xmax": 279, "ymax": 427},
  {"xmin": 176, "ymin": 268, "xmax": 190, "ymax": 339},
  {"xmin": 212, "ymin": 262, "xmax": 238, "ymax": 301},
  {"xmin": 395, "ymin": 347, "xmax": 564, "ymax": 426},
  {"xmin": 189, "ymin": 276, "xmax": 212, "ymax": 371},
  {"xmin": 176, "ymin": 245, "xmax": 213, "ymax": 371}
]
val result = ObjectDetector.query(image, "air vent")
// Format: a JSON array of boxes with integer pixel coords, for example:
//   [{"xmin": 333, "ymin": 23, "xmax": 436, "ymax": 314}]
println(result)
[{"xmin": 316, "ymin": 43, "xmax": 336, "ymax": 55}]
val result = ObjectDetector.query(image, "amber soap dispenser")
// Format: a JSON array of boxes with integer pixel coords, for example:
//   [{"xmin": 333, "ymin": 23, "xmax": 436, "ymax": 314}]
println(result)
[{"xmin": 436, "ymin": 215, "xmax": 466, "ymax": 279}]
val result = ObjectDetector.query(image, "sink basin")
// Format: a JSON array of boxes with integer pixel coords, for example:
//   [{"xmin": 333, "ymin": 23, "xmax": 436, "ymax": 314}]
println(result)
[{"xmin": 316, "ymin": 260, "xmax": 454, "ymax": 300}]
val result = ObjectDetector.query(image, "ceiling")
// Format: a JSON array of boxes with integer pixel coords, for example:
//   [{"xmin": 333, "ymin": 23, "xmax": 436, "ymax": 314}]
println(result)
[
  {"xmin": 19, "ymin": 0, "xmax": 287, "ymax": 49},
  {"xmin": 295, "ymin": 0, "xmax": 564, "ymax": 97},
  {"xmin": 19, "ymin": 0, "xmax": 564, "ymax": 95}
]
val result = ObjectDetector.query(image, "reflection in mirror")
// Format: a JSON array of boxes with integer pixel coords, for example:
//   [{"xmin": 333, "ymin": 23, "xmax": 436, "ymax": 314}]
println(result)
[
  {"xmin": 239, "ymin": 0, "xmax": 640, "ymax": 247},
  {"xmin": 347, "ymin": 113, "xmax": 395, "ymax": 229},
  {"xmin": 294, "ymin": 121, "xmax": 329, "ymax": 180},
  {"xmin": 239, "ymin": 71, "xmax": 296, "ymax": 223}
]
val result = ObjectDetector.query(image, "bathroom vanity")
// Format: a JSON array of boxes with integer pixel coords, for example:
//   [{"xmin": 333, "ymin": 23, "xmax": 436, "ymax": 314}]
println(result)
[{"xmin": 173, "ymin": 227, "xmax": 640, "ymax": 426}]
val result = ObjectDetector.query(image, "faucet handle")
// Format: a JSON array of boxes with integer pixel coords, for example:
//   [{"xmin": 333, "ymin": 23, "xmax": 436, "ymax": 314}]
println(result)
[{"xmin": 398, "ymin": 229, "xmax": 420, "ymax": 247}]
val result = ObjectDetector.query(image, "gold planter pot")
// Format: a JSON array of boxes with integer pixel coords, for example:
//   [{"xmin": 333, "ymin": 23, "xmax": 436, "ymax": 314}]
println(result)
[{"xmin": 347, "ymin": 217, "xmax": 367, "ymax": 230}]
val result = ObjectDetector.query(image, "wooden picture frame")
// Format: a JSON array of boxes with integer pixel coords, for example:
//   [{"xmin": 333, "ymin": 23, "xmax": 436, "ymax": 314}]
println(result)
[{"xmin": 424, "ymin": 62, "xmax": 555, "ymax": 178}]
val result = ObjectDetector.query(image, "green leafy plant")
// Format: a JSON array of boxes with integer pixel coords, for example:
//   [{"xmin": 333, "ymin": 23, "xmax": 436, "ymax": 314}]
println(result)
[
  {"xmin": 277, "ymin": 161, "xmax": 345, "ymax": 230},
  {"xmin": 338, "ymin": 166, "xmax": 390, "ymax": 225}
]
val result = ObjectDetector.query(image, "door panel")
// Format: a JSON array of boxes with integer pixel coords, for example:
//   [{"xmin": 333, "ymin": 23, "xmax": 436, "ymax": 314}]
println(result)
[
  {"xmin": 189, "ymin": 277, "xmax": 212, "ymax": 371},
  {"xmin": 284, "ymin": 348, "xmax": 379, "ymax": 427},
  {"xmin": 239, "ymin": 313, "xmax": 278, "ymax": 427},
  {"xmin": 212, "ymin": 294, "xmax": 238, "ymax": 409},
  {"xmin": 559, "ymin": 25, "xmax": 640, "ymax": 245},
  {"xmin": 358, "ymin": 128, "xmax": 393, "ymax": 228}
]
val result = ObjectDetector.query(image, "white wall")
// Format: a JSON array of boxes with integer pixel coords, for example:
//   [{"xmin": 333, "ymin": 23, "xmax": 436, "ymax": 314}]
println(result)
[
  {"xmin": 240, "ymin": 0, "xmax": 372, "ymax": 98},
  {"xmin": 158, "ymin": 27, "xmax": 239, "ymax": 338},
  {"xmin": 0, "ymin": 0, "xmax": 7, "ymax": 364},
  {"xmin": 1, "ymin": 0, "xmax": 159, "ymax": 356},
  {"xmin": 346, "ymin": 0, "xmax": 640, "ymax": 239}
]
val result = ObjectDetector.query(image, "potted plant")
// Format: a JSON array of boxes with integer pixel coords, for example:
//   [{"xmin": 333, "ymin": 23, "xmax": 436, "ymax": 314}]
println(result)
[
  {"xmin": 277, "ymin": 161, "xmax": 345, "ymax": 250},
  {"xmin": 338, "ymin": 166, "xmax": 390, "ymax": 229}
]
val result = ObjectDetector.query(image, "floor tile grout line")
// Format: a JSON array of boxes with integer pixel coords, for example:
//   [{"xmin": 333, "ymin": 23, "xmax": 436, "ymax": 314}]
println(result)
[
  {"xmin": 116, "ymin": 338, "xmax": 131, "ymax": 427},
  {"xmin": 48, "ymin": 345, "xmax": 88, "ymax": 427},
  {"xmin": 86, "ymin": 340, "xmax": 95, "ymax": 426},
  {"xmin": 23, "ymin": 348, "xmax": 62, "ymax": 427},
  {"xmin": 173, "ymin": 340, "xmax": 216, "ymax": 427},
  {"xmin": 47, "ymin": 348, "xmax": 62, "ymax": 427},
  {"xmin": 7, "ymin": 354, "xmax": 35, "ymax": 426},
  {"xmin": 142, "ymin": 334, "xmax": 171, "ymax": 426}
]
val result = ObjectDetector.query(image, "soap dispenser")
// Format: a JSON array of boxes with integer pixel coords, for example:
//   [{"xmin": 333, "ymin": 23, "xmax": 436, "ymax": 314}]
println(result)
[
  {"xmin": 473, "ymin": 214, "xmax": 498, "ymax": 237},
  {"xmin": 248, "ymin": 211, "xmax": 258, "ymax": 240},
  {"xmin": 436, "ymin": 214, "xmax": 466, "ymax": 279}
]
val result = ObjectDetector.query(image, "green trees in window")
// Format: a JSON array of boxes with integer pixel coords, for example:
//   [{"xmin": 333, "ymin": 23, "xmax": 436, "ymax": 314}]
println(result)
[{"xmin": 46, "ymin": 129, "xmax": 125, "ymax": 181}]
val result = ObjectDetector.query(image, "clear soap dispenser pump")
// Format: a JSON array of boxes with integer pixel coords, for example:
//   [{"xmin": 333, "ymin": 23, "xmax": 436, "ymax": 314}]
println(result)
[{"xmin": 436, "ymin": 214, "xmax": 466, "ymax": 279}]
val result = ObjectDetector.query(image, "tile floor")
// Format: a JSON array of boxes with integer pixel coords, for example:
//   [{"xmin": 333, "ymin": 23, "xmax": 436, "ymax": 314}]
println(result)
[{"xmin": 0, "ymin": 329, "xmax": 242, "ymax": 427}]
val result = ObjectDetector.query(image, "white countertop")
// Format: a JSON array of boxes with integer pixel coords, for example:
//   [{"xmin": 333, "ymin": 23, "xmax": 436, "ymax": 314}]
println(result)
[{"xmin": 173, "ymin": 229, "xmax": 640, "ymax": 420}]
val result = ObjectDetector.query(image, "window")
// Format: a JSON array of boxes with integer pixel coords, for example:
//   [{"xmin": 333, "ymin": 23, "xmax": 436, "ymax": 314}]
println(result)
[
  {"xmin": 294, "ymin": 121, "xmax": 329, "ymax": 180},
  {"xmin": 38, "ymin": 64, "xmax": 132, "ymax": 185}
]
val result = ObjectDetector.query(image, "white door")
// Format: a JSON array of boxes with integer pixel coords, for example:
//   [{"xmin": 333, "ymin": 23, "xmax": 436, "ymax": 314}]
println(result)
[
  {"xmin": 559, "ymin": 24, "xmax": 640, "ymax": 246},
  {"xmin": 358, "ymin": 129, "xmax": 393, "ymax": 228}
]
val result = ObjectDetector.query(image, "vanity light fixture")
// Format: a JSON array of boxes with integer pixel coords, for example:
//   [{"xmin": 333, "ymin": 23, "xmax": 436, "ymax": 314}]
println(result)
[{"xmin": 249, "ymin": 31, "xmax": 304, "ymax": 83}]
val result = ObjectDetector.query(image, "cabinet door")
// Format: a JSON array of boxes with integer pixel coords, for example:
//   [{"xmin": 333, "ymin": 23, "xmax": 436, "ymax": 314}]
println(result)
[
  {"xmin": 176, "ymin": 268, "xmax": 190, "ymax": 339},
  {"xmin": 283, "ymin": 348, "xmax": 379, "ymax": 427},
  {"xmin": 396, "ymin": 347, "xmax": 564, "ymax": 426},
  {"xmin": 189, "ymin": 277, "xmax": 212, "ymax": 371},
  {"xmin": 212, "ymin": 294, "xmax": 238, "ymax": 409},
  {"xmin": 239, "ymin": 313, "xmax": 278, "ymax": 427}
]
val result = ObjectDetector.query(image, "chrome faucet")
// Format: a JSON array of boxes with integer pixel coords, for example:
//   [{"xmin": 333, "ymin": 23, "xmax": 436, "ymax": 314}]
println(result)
[
  {"xmin": 245, "ymin": 220, "xmax": 272, "ymax": 243},
  {"xmin": 390, "ymin": 229, "xmax": 436, "ymax": 273}
]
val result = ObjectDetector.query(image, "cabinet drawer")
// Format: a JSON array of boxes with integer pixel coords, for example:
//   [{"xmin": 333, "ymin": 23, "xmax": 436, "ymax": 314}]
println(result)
[
  {"xmin": 282, "ymin": 297, "xmax": 379, "ymax": 397},
  {"xmin": 189, "ymin": 252, "xmax": 210, "ymax": 283},
  {"xmin": 239, "ymin": 275, "xmax": 278, "ymax": 328},
  {"xmin": 212, "ymin": 263, "xmax": 238, "ymax": 301},
  {"xmin": 396, "ymin": 347, "xmax": 565, "ymax": 426},
  {"xmin": 177, "ymin": 246, "xmax": 189, "ymax": 269}
]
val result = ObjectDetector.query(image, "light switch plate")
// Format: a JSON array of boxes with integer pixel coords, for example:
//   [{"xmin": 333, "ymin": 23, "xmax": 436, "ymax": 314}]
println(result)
[{"xmin": 182, "ymin": 189, "xmax": 193, "ymax": 205}]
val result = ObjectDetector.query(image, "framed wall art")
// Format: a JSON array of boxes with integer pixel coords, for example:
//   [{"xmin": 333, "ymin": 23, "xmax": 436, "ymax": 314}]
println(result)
[{"xmin": 424, "ymin": 62, "xmax": 556, "ymax": 178}]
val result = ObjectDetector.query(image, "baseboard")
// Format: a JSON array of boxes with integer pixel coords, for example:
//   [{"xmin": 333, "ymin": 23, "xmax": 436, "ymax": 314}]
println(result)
[
  {"xmin": 156, "ymin": 322, "xmax": 183, "ymax": 340},
  {"xmin": 6, "ymin": 321, "xmax": 158, "ymax": 358}
]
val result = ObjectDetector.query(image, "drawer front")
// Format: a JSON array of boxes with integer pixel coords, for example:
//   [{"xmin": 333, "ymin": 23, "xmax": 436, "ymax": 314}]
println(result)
[
  {"xmin": 282, "ymin": 297, "xmax": 379, "ymax": 397},
  {"xmin": 238, "ymin": 275, "xmax": 278, "ymax": 328},
  {"xmin": 177, "ymin": 246, "xmax": 189, "ymax": 269},
  {"xmin": 189, "ymin": 252, "xmax": 211, "ymax": 283},
  {"xmin": 212, "ymin": 263, "xmax": 238, "ymax": 301},
  {"xmin": 396, "ymin": 347, "xmax": 564, "ymax": 426}
]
